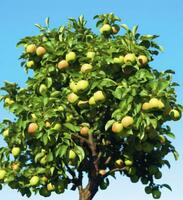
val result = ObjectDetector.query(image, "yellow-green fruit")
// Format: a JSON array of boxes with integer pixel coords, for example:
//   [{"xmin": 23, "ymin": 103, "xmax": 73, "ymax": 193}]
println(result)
[
  {"xmin": 26, "ymin": 61, "xmax": 35, "ymax": 68},
  {"xmin": 152, "ymin": 189, "xmax": 161, "ymax": 199},
  {"xmin": 157, "ymin": 100, "xmax": 165, "ymax": 109},
  {"xmin": 69, "ymin": 150, "xmax": 76, "ymax": 160},
  {"xmin": 89, "ymin": 96, "xmax": 96, "ymax": 105},
  {"xmin": 3, "ymin": 129, "xmax": 9, "ymax": 137},
  {"xmin": 11, "ymin": 162, "xmax": 20, "ymax": 171},
  {"xmin": 111, "ymin": 24, "xmax": 120, "ymax": 34},
  {"xmin": 170, "ymin": 109, "xmax": 181, "ymax": 121},
  {"xmin": 41, "ymin": 176, "xmax": 48, "ymax": 183},
  {"xmin": 5, "ymin": 98, "xmax": 14, "ymax": 105},
  {"xmin": 67, "ymin": 93, "xmax": 79, "ymax": 103},
  {"xmin": 52, "ymin": 123, "xmax": 62, "ymax": 131},
  {"xmin": 65, "ymin": 52, "xmax": 76, "ymax": 62},
  {"xmin": 115, "ymin": 159, "xmax": 124, "ymax": 168},
  {"xmin": 93, "ymin": 91, "xmax": 105, "ymax": 102},
  {"xmin": 99, "ymin": 169, "xmax": 106, "ymax": 176},
  {"xmin": 80, "ymin": 127, "xmax": 89, "ymax": 136},
  {"xmin": 100, "ymin": 24, "xmax": 111, "ymax": 34},
  {"xmin": 31, "ymin": 113, "xmax": 37, "ymax": 120},
  {"xmin": 124, "ymin": 159, "xmax": 133, "ymax": 166},
  {"xmin": 86, "ymin": 52, "xmax": 95, "ymax": 59},
  {"xmin": 69, "ymin": 82, "xmax": 78, "ymax": 93},
  {"xmin": 0, "ymin": 169, "xmax": 6, "ymax": 180},
  {"xmin": 11, "ymin": 147, "xmax": 21, "ymax": 157},
  {"xmin": 45, "ymin": 121, "xmax": 51, "ymax": 128},
  {"xmin": 36, "ymin": 46, "xmax": 46, "ymax": 56},
  {"xmin": 76, "ymin": 80, "xmax": 89, "ymax": 91},
  {"xmin": 121, "ymin": 116, "xmax": 134, "ymax": 128},
  {"xmin": 149, "ymin": 98, "xmax": 160, "ymax": 108},
  {"xmin": 39, "ymin": 84, "xmax": 47, "ymax": 95},
  {"xmin": 124, "ymin": 53, "xmax": 136, "ymax": 64},
  {"xmin": 142, "ymin": 102, "xmax": 151, "ymax": 111},
  {"xmin": 138, "ymin": 55, "xmax": 148, "ymax": 66},
  {"xmin": 113, "ymin": 56, "xmax": 124, "ymax": 64},
  {"xmin": 26, "ymin": 44, "xmax": 36, "ymax": 53},
  {"xmin": 30, "ymin": 176, "xmax": 39, "ymax": 186},
  {"xmin": 112, "ymin": 122, "xmax": 123, "ymax": 133},
  {"xmin": 58, "ymin": 60, "xmax": 69, "ymax": 69},
  {"xmin": 81, "ymin": 64, "xmax": 93, "ymax": 73},
  {"xmin": 47, "ymin": 183, "xmax": 55, "ymax": 191}
]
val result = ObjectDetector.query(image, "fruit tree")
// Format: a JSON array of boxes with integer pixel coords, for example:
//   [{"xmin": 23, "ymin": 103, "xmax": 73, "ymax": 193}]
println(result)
[{"xmin": 0, "ymin": 13, "xmax": 182, "ymax": 200}]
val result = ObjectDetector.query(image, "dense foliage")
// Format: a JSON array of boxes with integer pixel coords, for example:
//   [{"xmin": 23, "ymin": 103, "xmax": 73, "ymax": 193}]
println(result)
[{"xmin": 0, "ymin": 14, "xmax": 182, "ymax": 199}]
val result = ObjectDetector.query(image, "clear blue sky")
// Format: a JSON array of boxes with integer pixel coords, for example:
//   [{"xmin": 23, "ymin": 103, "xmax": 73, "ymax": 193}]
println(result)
[{"xmin": 0, "ymin": 0, "xmax": 183, "ymax": 199}]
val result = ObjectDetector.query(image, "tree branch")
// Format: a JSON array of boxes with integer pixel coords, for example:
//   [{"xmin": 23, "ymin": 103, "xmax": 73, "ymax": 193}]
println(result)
[{"xmin": 103, "ymin": 167, "xmax": 126, "ymax": 179}]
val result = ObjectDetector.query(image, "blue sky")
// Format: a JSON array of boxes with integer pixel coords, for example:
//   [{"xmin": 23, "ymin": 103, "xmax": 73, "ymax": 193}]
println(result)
[{"xmin": 0, "ymin": 0, "xmax": 183, "ymax": 199}]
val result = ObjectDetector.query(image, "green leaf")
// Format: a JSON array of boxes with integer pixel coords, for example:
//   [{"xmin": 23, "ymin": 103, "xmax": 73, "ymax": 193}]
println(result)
[
  {"xmin": 121, "ymin": 24, "xmax": 129, "ymax": 31},
  {"xmin": 99, "ymin": 78, "xmax": 117, "ymax": 88},
  {"xmin": 56, "ymin": 145, "xmax": 68, "ymax": 158},
  {"xmin": 63, "ymin": 123, "xmax": 80, "ymax": 132},
  {"xmin": 166, "ymin": 132, "xmax": 175, "ymax": 139},
  {"xmin": 74, "ymin": 145, "xmax": 85, "ymax": 163},
  {"xmin": 172, "ymin": 150, "xmax": 179, "ymax": 160},
  {"xmin": 161, "ymin": 184, "xmax": 172, "ymax": 191},
  {"xmin": 45, "ymin": 17, "xmax": 50, "ymax": 27},
  {"xmin": 105, "ymin": 120, "xmax": 115, "ymax": 131}
]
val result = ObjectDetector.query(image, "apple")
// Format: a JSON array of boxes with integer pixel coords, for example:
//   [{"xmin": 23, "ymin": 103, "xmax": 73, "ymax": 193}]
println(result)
[
  {"xmin": 86, "ymin": 52, "xmax": 95, "ymax": 59},
  {"xmin": 124, "ymin": 53, "xmax": 136, "ymax": 64},
  {"xmin": 121, "ymin": 116, "xmax": 134, "ymax": 128},
  {"xmin": 93, "ymin": 91, "xmax": 105, "ymax": 102},
  {"xmin": 81, "ymin": 64, "xmax": 93, "ymax": 73},
  {"xmin": 28, "ymin": 122, "xmax": 38, "ymax": 135},
  {"xmin": 26, "ymin": 44, "xmax": 36, "ymax": 53},
  {"xmin": 3, "ymin": 129, "xmax": 9, "ymax": 137},
  {"xmin": 170, "ymin": 109, "xmax": 181, "ymax": 121},
  {"xmin": 58, "ymin": 60, "xmax": 69, "ymax": 69},
  {"xmin": 149, "ymin": 98, "xmax": 159, "ymax": 108},
  {"xmin": 39, "ymin": 84, "xmax": 47, "ymax": 95},
  {"xmin": 67, "ymin": 93, "xmax": 79, "ymax": 103},
  {"xmin": 142, "ymin": 102, "xmax": 151, "ymax": 111},
  {"xmin": 65, "ymin": 52, "xmax": 76, "ymax": 62},
  {"xmin": 89, "ymin": 96, "xmax": 96, "ymax": 105},
  {"xmin": 80, "ymin": 127, "xmax": 89, "ymax": 136},
  {"xmin": 138, "ymin": 55, "xmax": 148, "ymax": 66},
  {"xmin": 100, "ymin": 24, "xmax": 111, "ymax": 34},
  {"xmin": 0, "ymin": 169, "xmax": 6, "ymax": 180},
  {"xmin": 29, "ymin": 176, "xmax": 39, "ymax": 186},
  {"xmin": 76, "ymin": 80, "xmax": 89, "ymax": 92},
  {"xmin": 47, "ymin": 183, "xmax": 55, "ymax": 191},
  {"xmin": 4, "ymin": 97, "xmax": 14, "ymax": 106},
  {"xmin": 69, "ymin": 150, "xmax": 76, "ymax": 160},
  {"xmin": 26, "ymin": 60, "xmax": 35, "ymax": 68},
  {"xmin": 69, "ymin": 82, "xmax": 78, "ymax": 93},
  {"xmin": 112, "ymin": 122, "xmax": 123, "ymax": 133},
  {"xmin": 99, "ymin": 169, "xmax": 106, "ymax": 176},
  {"xmin": 39, "ymin": 187, "xmax": 51, "ymax": 197},
  {"xmin": 36, "ymin": 46, "xmax": 46, "ymax": 56},
  {"xmin": 11, "ymin": 147, "xmax": 20, "ymax": 157},
  {"xmin": 115, "ymin": 159, "xmax": 124, "ymax": 168},
  {"xmin": 124, "ymin": 159, "xmax": 133, "ymax": 166},
  {"xmin": 52, "ymin": 123, "xmax": 62, "ymax": 131},
  {"xmin": 111, "ymin": 24, "xmax": 120, "ymax": 34}
]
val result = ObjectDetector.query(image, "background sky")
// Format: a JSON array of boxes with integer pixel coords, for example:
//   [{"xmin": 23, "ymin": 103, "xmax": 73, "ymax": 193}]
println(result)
[{"xmin": 0, "ymin": 0, "xmax": 183, "ymax": 199}]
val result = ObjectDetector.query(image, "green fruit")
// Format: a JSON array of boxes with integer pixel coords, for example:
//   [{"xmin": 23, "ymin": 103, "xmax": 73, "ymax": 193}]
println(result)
[
  {"xmin": 124, "ymin": 159, "xmax": 133, "ymax": 166},
  {"xmin": 11, "ymin": 147, "xmax": 20, "ymax": 157},
  {"xmin": 69, "ymin": 150, "xmax": 76, "ymax": 160},
  {"xmin": 89, "ymin": 96, "xmax": 96, "ymax": 105},
  {"xmin": 52, "ymin": 123, "xmax": 62, "ymax": 131},
  {"xmin": 67, "ymin": 93, "xmax": 79, "ymax": 103},
  {"xmin": 26, "ymin": 61, "xmax": 35, "ymax": 68},
  {"xmin": 113, "ymin": 56, "xmax": 124, "ymax": 64},
  {"xmin": 170, "ymin": 109, "xmax": 181, "ymax": 121},
  {"xmin": 145, "ymin": 186, "xmax": 152, "ymax": 194},
  {"xmin": 154, "ymin": 171, "xmax": 162, "ymax": 179},
  {"xmin": 69, "ymin": 82, "xmax": 78, "ymax": 93},
  {"xmin": 112, "ymin": 122, "xmax": 123, "ymax": 133},
  {"xmin": 4, "ymin": 98, "xmax": 14, "ymax": 106},
  {"xmin": 141, "ymin": 177, "xmax": 149, "ymax": 184},
  {"xmin": 124, "ymin": 53, "xmax": 136, "ymax": 64},
  {"xmin": 39, "ymin": 84, "xmax": 47, "ymax": 95},
  {"xmin": 39, "ymin": 187, "xmax": 51, "ymax": 197},
  {"xmin": 30, "ymin": 176, "xmax": 39, "ymax": 186},
  {"xmin": 100, "ymin": 24, "xmax": 111, "ymax": 34},
  {"xmin": 55, "ymin": 183, "xmax": 65, "ymax": 194},
  {"xmin": 138, "ymin": 55, "xmax": 148, "ymax": 66},
  {"xmin": 121, "ymin": 116, "xmax": 134, "ymax": 128},
  {"xmin": 3, "ymin": 129, "xmax": 9, "ymax": 137},
  {"xmin": 65, "ymin": 52, "xmax": 76, "ymax": 62},
  {"xmin": 86, "ymin": 52, "xmax": 95, "ymax": 59},
  {"xmin": 152, "ymin": 189, "xmax": 161, "ymax": 199},
  {"xmin": 93, "ymin": 91, "xmax": 105, "ymax": 102},
  {"xmin": 76, "ymin": 80, "xmax": 89, "ymax": 92},
  {"xmin": 0, "ymin": 169, "xmax": 6, "ymax": 180},
  {"xmin": 81, "ymin": 64, "xmax": 93, "ymax": 73},
  {"xmin": 66, "ymin": 114, "xmax": 73, "ymax": 122},
  {"xmin": 47, "ymin": 183, "xmax": 55, "ymax": 191}
]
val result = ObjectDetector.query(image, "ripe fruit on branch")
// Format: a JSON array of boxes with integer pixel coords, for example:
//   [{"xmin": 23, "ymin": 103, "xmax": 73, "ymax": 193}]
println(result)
[
  {"xmin": 76, "ymin": 80, "xmax": 89, "ymax": 92},
  {"xmin": 69, "ymin": 150, "xmax": 76, "ymax": 160},
  {"xmin": 2, "ymin": 129, "xmax": 9, "ymax": 137},
  {"xmin": 69, "ymin": 82, "xmax": 78, "ymax": 93},
  {"xmin": 112, "ymin": 122, "xmax": 123, "ymax": 133},
  {"xmin": 11, "ymin": 147, "xmax": 21, "ymax": 157},
  {"xmin": 111, "ymin": 24, "xmax": 120, "ymax": 34},
  {"xmin": 115, "ymin": 159, "xmax": 124, "ymax": 168},
  {"xmin": 99, "ymin": 169, "xmax": 106, "ymax": 176},
  {"xmin": 67, "ymin": 93, "xmax": 79, "ymax": 103},
  {"xmin": 45, "ymin": 121, "xmax": 51, "ymax": 128},
  {"xmin": 86, "ymin": 52, "xmax": 95, "ymax": 59},
  {"xmin": 80, "ymin": 126, "xmax": 89, "ymax": 136},
  {"xmin": 93, "ymin": 91, "xmax": 105, "ymax": 102},
  {"xmin": 170, "ymin": 109, "xmax": 181, "ymax": 121},
  {"xmin": 26, "ymin": 60, "xmax": 35, "ymax": 68},
  {"xmin": 121, "ymin": 116, "xmax": 134, "ymax": 128},
  {"xmin": 100, "ymin": 24, "xmax": 111, "ymax": 34},
  {"xmin": 81, "ymin": 64, "xmax": 93, "ymax": 73},
  {"xmin": 29, "ymin": 176, "xmax": 39, "ymax": 186},
  {"xmin": 39, "ymin": 84, "xmax": 47, "ymax": 95},
  {"xmin": 142, "ymin": 102, "xmax": 151, "ymax": 111},
  {"xmin": 0, "ymin": 169, "xmax": 6, "ymax": 180},
  {"xmin": 65, "ymin": 52, "xmax": 76, "ymax": 62},
  {"xmin": 28, "ymin": 123, "xmax": 38, "ymax": 135},
  {"xmin": 58, "ymin": 60, "xmax": 69, "ymax": 69},
  {"xmin": 89, "ymin": 96, "xmax": 96, "ymax": 105},
  {"xmin": 149, "ymin": 98, "xmax": 160, "ymax": 108},
  {"xmin": 4, "ymin": 98, "xmax": 14, "ymax": 106},
  {"xmin": 36, "ymin": 46, "xmax": 46, "ymax": 56},
  {"xmin": 138, "ymin": 55, "xmax": 148, "ymax": 66},
  {"xmin": 124, "ymin": 53, "xmax": 136, "ymax": 64},
  {"xmin": 26, "ymin": 44, "xmax": 36, "ymax": 53},
  {"xmin": 47, "ymin": 183, "xmax": 55, "ymax": 191}
]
